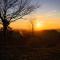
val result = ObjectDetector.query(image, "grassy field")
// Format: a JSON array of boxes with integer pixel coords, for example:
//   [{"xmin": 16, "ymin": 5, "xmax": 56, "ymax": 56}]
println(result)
[{"xmin": 0, "ymin": 29, "xmax": 60, "ymax": 60}]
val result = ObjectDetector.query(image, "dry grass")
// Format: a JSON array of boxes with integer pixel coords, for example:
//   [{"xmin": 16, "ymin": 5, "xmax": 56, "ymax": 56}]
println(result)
[{"xmin": 0, "ymin": 29, "xmax": 60, "ymax": 60}]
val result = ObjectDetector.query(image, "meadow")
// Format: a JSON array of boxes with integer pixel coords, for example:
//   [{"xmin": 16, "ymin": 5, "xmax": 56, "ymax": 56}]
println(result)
[{"xmin": 0, "ymin": 29, "xmax": 60, "ymax": 60}]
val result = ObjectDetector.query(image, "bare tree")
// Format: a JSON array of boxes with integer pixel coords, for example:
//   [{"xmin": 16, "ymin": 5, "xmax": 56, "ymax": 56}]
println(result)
[{"xmin": 0, "ymin": 0, "xmax": 39, "ymax": 32}]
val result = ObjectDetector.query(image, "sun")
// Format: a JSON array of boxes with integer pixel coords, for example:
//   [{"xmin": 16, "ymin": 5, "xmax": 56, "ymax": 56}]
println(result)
[{"xmin": 34, "ymin": 20, "xmax": 44, "ymax": 30}]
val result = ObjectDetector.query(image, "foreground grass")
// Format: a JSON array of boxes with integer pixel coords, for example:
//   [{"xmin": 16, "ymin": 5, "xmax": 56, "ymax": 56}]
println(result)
[{"xmin": 0, "ymin": 29, "xmax": 60, "ymax": 60}]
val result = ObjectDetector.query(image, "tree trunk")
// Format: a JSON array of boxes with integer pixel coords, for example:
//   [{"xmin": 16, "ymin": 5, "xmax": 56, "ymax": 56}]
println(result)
[
  {"xmin": 3, "ymin": 25, "xmax": 8, "ymax": 40},
  {"xmin": 3, "ymin": 25, "xmax": 7, "ymax": 32},
  {"xmin": 3, "ymin": 20, "xmax": 9, "ymax": 40},
  {"xmin": 2, "ymin": 19, "xmax": 9, "ymax": 33}
]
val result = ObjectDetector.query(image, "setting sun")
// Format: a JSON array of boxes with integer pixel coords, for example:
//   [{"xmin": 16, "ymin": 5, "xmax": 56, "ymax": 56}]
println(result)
[{"xmin": 34, "ymin": 20, "xmax": 44, "ymax": 31}]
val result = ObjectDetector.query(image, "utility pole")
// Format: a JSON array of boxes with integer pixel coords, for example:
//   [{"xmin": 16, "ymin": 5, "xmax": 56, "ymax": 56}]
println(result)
[{"xmin": 30, "ymin": 20, "xmax": 34, "ymax": 38}]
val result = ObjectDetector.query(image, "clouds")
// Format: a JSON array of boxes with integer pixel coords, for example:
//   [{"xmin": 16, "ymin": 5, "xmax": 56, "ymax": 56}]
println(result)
[{"xmin": 45, "ymin": 10, "xmax": 57, "ymax": 17}]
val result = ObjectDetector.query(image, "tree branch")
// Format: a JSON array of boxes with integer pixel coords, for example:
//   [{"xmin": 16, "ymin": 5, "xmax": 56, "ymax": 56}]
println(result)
[{"xmin": 0, "ymin": 0, "xmax": 40, "ymax": 24}]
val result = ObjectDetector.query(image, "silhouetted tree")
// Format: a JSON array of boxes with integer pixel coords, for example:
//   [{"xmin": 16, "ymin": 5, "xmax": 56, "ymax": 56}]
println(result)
[{"xmin": 0, "ymin": 0, "xmax": 39, "ymax": 32}]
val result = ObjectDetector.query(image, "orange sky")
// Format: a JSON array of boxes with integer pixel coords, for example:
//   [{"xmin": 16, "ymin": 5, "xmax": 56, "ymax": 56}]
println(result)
[
  {"xmin": 0, "ymin": 0, "xmax": 60, "ymax": 31},
  {"xmin": 0, "ymin": 12, "xmax": 60, "ymax": 31},
  {"xmin": 9, "ymin": 13, "xmax": 60, "ymax": 31}
]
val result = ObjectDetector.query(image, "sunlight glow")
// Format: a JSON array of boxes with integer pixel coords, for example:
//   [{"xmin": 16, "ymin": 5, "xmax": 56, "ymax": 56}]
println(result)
[{"xmin": 34, "ymin": 20, "xmax": 44, "ymax": 30}]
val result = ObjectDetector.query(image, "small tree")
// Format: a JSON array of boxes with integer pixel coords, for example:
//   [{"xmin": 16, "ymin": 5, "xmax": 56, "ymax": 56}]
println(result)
[{"xmin": 0, "ymin": 0, "xmax": 39, "ymax": 32}]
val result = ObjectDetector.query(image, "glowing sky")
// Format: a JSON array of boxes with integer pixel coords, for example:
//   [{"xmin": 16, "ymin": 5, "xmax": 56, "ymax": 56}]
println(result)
[{"xmin": 4, "ymin": 0, "xmax": 60, "ymax": 30}]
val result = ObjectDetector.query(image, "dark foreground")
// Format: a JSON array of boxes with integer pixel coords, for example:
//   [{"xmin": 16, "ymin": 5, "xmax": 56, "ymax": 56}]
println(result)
[{"xmin": 0, "ymin": 29, "xmax": 60, "ymax": 60}]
